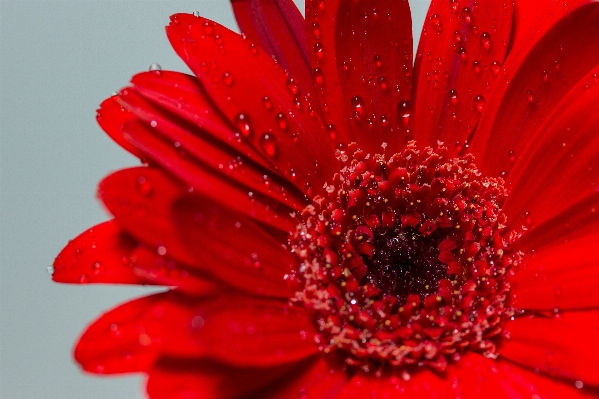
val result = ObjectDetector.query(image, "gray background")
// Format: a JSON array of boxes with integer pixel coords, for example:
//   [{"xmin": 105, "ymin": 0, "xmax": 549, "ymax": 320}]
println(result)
[{"xmin": 0, "ymin": 1, "xmax": 428, "ymax": 398}]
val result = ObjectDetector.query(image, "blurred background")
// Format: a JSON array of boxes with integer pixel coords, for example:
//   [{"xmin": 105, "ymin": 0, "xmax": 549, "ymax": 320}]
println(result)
[{"xmin": 0, "ymin": 1, "xmax": 429, "ymax": 398}]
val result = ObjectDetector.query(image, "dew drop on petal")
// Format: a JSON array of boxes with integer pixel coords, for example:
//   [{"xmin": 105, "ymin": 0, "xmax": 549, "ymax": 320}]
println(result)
[
  {"xmin": 473, "ymin": 60, "xmax": 481, "ymax": 74},
  {"xmin": 397, "ymin": 100, "xmax": 412, "ymax": 127},
  {"xmin": 378, "ymin": 76, "xmax": 388, "ymax": 90},
  {"xmin": 327, "ymin": 124, "xmax": 338, "ymax": 141},
  {"xmin": 260, "ymin": 133, "xmax": 278, "ymax": 158},
  {"xmin": 449, "ymin": 89, "xmax": 458, "ymax": 105},
  {"xmin": 480, "ymin": 32, "xmax": 492, "ymax": 50},
  {"xmin": 47, "ymin": 265, "xmax": 55, "ymax": 275},
  {"xmin": 286, "ymin": 78, "xmax": 299, "ymax": 95},
  {"xmin": 430, "ymin": 14, "xmax": 442, "ymax": 32},
  {"xmin": 449, "ymin": 0, "xmax": 459, "ymax": 13},
  {"xmin": 262, "ymin": 96, "xmax": 272, "ymax": 110},
  {"xmin": 202, "ymin": 21, "xmax": 214, "ymax": 35},
  {"xmin": 234, "ymin": 113, "xmax": 252, "ymax": 137},
  {"xmin": 136, "ymin": 176, "xmax": 153, "ymax": 196},
  {"xmin": 351, "ymin": 96, "xmax": 364, "ymax": 121},
  {"xmin": 148, "ymin": 63, "xmax": 162, "ymax": 75},
  {"xmin": 491, "ymin": 61, "xmax": 501, "ymax": 75},
  {"xmin": 473, "ymin": 95, "xmax": 485, "ymax": 113},
  {"xmin": 222, "ymin": 72, "xmax": 233, "ymax": 86},
  {"xmin": 314, "ymin": 42, "xmax": 324, "ymax": 59},
  {"xmin": 462, "ymin": 7, "xmax": 472, "ymax": 23},
  {"xmin": 526, "ymin": 90, "xmax": 534, "ymax": 103},
  {"xmin": 276, "ymin": 113, "xmax": 288, "ymax": 131}
]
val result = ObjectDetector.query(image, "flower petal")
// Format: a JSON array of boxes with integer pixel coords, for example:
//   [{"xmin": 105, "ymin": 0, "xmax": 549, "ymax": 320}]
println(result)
[
  {"xmin": 116, "ymin": 85, "xmax": 307, "ymax": 211},
  {"xmin": 471, "ymin": 1, "xmax": 599, "ymax": 176},
  {"xmin": 510, "ymin": 0, "xmax": 554, "ymax": 50},
  {"xmin": 146, "ymin": 357, "xmax": 300, "ymax": 399},
  {"xmin": 166, "ymin": 13, "xmax": 337, "ymax": 197},
  {"xmin": 411, "ymin": 0, "xmax": 513, "ymax": 152},
  {"xmin": 334, "ymin": 0, "xmax": 413, "ymax": 154},
  {"xmin": 305, "ymin": 0, "xmax": 355, "ymax": 146},
  {"xmin": 172, "ymin": 193, "xmax": 298, "ymax": 298},
  {"xmin": 502, "ymin": 66, "xmax": 599, "ymax": 249},
  {"xmin": 512, "ymin": 234, "xmax": 599, "ymax": 311},
  {"xmin": 129, "ymin": 70, "xmax": 272, "ymax": 170},
  {"xmin": 231, "ymin": 0, "xmax": 314, "ymax": 102},
  {"xmin": 75, "ymin": 293, "xmax": 319, "ymax": 373},
  {"xmin": 52, "ymin": 220, "xmax": 146, "ymax": 285},
  {"xmin": 501, "ymin": 311, "xmax": 599, "ymax": 386},
  {"xmin": 129, "ymin": 245, "xmax": 222, "ymax": 296},
  {"xmin": 96, "ymin": 96, "xmax": 145, "ymax": 160}
]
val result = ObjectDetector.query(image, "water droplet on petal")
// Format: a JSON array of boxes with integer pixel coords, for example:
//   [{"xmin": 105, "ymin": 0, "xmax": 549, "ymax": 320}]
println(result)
[
  {"xmin": 313, "ymin": 68, "xmax": 324, "ymax": 85},
  {"xmin": 378, "ymin": 76, "xmax": 388, "ymax": 90},
  {"xmin": 157, "ymin": 246, "xmax": 167, "ymax": 256},
  {"xmin": 327, "ymin": 124, "xmax": 337, "ymax": 141},
  {"xmin": 223, "ymin": 72, "xmax": 233, "ymax": 86},
  {"xmin": 491, "ymin": 61, "xmax": 501, "ymax": 75},
  {"xmin": 47, "ymin": 265, "xmax": 55, "ymax": 275},
  {"xmin": 449, "ymin": 89, "xmax": 458, "ymax": 105},
  {"xmin": 430, "ymin": 14, "xmax": 443, "ymax": 32},
  {"xmin": 397, "ymin": 100, "xmax": 412, "ymax": 127},
  {"xmin": 473, "ymin": 60, "xmax": 481, "ymax": 74},
  {"xmin": 473, "ymin": 95, "xmax": 485, "ymax": 113},
  {"xmin": 202, "ymin": 21, "xmax": 214, "ymax": 35},
  {"xmin": 480, "ymin": 32, "xmax": 492, "ymax": 50},
  {"xmin": 373, "ymin": 55, "xmax": 382, "ymax": 69},
  {"xmin": 234, "ymin": 113, "xmax": 252, "ymax": 137},
  {"xmin": 462, "ymin": 7, "xmax": 472, "ymax": 23},
  {"xmin": 136, "ymin": 176, "xmax": 153, "ymax": 196},
  {"xmin": 149, "ymin": 63, "xmax": 162, "ymax": 75},
  {"xmin": 260, "ymin": 133, "xmax": 278, "ymax": 157},
  {"xmin": 262, "ymin": 96, "xmax": 272, "ymax": 110},
  {"xmin": 92, "ymin": 262, "xmax": 105, "ymax": 276},
  {"xmin": 526, "ymin": 90, "xmax": 534, "ymax": 103},
  {"xmin": 312, "ymin": 22, "xmax": 321, "ymax": 37},
  {"xmin": 575, "ymin": 381, "xmax": 584, "ymax": 389},
  {"xmin": 449, "ymin": 0, "xmax": 459, "ymax": 13},
  {"xmin": 276, "ymin": 113, "xmax": 288, "ymax": 131},
  {"xmin": 313, "ymin": 42, "xmax": 324, "ymax": 59},
  {"xmin": 351, "ymin": 96, "xmax": 364, "ymax": 121},
  {"xmin": 286, "ymin": 78, "xmax": 299, "ymax": 95}
]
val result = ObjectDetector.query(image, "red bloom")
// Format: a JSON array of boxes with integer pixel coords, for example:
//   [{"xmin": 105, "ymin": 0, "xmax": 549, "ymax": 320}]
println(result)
[{"xmin": 53, "ymin": 0, "xmax": 599, "ymax": 397}]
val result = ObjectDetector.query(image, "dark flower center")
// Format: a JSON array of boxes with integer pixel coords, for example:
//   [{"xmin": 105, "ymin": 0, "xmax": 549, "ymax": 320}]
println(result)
[
  {"xmin": 289, "ymin": 142, "xmax": 522, "ymax": 373},
  {"xmin": 364, "ymin": 226, "xmax": 447, "ymax": 303}
]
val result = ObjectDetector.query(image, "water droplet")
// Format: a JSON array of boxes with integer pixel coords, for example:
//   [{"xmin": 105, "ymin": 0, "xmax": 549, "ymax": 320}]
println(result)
[
  {"xmin": 480, "ymin": 32, "xmax": 492, "ymax": 50},
  {"xmin": 575, "ymin": 381, "xmax": 584, "ymax": 389},
  {"xmin": 286, "ymin": 78, "xmax": 299, "ymax": 95},
  {"xmin": 149, "ymin": 63, "xmax": 162, "ymax": 75},
  {"xmin": 202, "ymin": 21, "xmax": 214, "ymax": 35},
  {"xmin": 327, "ymin": 124, "xmax": 337, "ymax": 140},
  {"xmin": 523, "ymin": 211, "xmax": 533, "ymax": 228},
  {"xmin": 313, "ymin": 42, "xmax": 324, "ymax": 59},
  {"xmin": 351, "ymin": 96, "xmax": 364, "ymax": 121},
  {"xmin": 157, "ymin": 246, "xmax": 167, "ymax": 256},
  {"xmin": 374, "ymin": 55, "xmax": 382, "ymax": 69},
  {"xmin": 508, "ymin": 150, "xmax": 516, "ymax": 164},
  {"xmin": 262, "ymin": 96, "xmax": 272, "ymax": 110},
  {"xmin": 490, "ymin": 61, "xmax": 501, "ymax": 75},
  {"xmin": 378, "ymin": 76, "xmax": 388, "ymax": 90},
  {"xmin": 312, "ymin": 22, "xmax": 321, "ymax": 38},
  {"xmin": 276, "ymin": 113, "xmax": 288, "ymax": 131},
  {"xmin": 472, "ymin": 60, "xmax": 481, "ymax": 74},
  {"xmin": 449, "ymin": 89, "xmax": 458, "ymax": 105},
  {"xmin": 136, "ymin": 176, "xmax": 153, "ymax": 196},
  {"xmin": 449, "ymin": 0, "xmax": 459, "ymax": 13},
  {"xmin": 454, "ymin": 30, "xmax": 461, "ymax": 43},
  {"xmin": 526, "ymin": 90, "xmax": 534, "ymax": 103},
  {"xmin": 430, "ymin": 14, "xmax": 442, "ymax": 32},
  {"xmin": 234, "ymin": 113, "xmax": 252, "ymax": 137},
  {"xmin": 223, "ymin": 72, "xmax": 233, "ymax": 86},
  {"xmin": 92, "ymin": 262, "xmax": 105, "ymax": 276},
  {"xmin": 462, "ymin": 7, "xmax": 472, "ymax": 23},
  {"xmin": 542, "ymin": 70, "xmax": 549, "ymax": 82},
  {"xmin": 47, "ymin": 265, "xmax": 55, "ymax": 275},
  {"xmin": 397, "ymin": 100, "xmax": 412, "ymax": 127},
  {"xmin": 260, "ymin": 133, "xmax": 278, "ymax": 157},
  {"xmin": 313, "ymin": 68, "xmax": 324, "ymax": 85},
  {"xmin": 458, "ymin": 47, "xmax": 467, "ymax": 61},
  {"xmin": 473, "ymin": 95, "xmax": 485, "ymax": 113}
]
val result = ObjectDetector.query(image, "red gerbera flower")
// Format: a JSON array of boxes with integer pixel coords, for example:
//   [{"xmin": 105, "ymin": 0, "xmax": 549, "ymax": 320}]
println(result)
[{"xmin": 53, "ymin": 0, "xmax": 599, "ymax": 397}]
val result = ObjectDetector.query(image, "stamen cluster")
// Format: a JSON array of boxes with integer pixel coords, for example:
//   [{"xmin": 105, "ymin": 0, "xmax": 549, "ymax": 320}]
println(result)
[{"xmin": 289, "ymin": 142, "xmax": 521, "ymax": 373}]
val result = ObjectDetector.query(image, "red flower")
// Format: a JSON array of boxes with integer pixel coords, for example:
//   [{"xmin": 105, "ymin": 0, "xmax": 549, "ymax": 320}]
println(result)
[{"xmin": 53, "ymin": 0, "xmax": 599, "ymax": 397}]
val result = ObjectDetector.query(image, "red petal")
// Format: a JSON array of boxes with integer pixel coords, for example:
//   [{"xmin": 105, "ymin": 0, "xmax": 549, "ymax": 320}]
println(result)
[
  {"xmin": 146, "ymin": 357, "xmax": 300, "ymax": 399},
  {"xmin": 412, "ymin": 0, "xmax": 513, "ymax": 153},
  {"xmin": 129, "ymin": 70, "xmax": 272, "ymax": 170},
  {"xmin": 99, "ymin": 167, "xmax": 199, "ymax": 266},
  {"xmin": 172, "ymin": 193, "xmax": 298, "ymax": 298},
  {"xmin": 471, "ymin": 1, "xmax": 599, "ymax": 176},
  {"xmin": 510, "ymin": 0, "xmax": 554, "ymax": 51},
  {"xmin": 231, "ymin": 0, "xmax": 315, "ymax": 102},
  {"xmin": 130, "ymin": 245, "xmax": 222, "ymax": 296},
  {"xmin": 96, "ymin": 96, "xmax": 145, "ymax": 160},
  {"xmin": 305, "ymin": 0, "xmax": 355, "ymax": 146},
  {"xmin": 501, "ymin": 311, "xmax": 599, "ymax": 386},
  {"xmin": 503, "ymin": 67, "xmax": 599, "ymax": 249},
  {"xmin": 166, "ymin": 13, "xmax": 337, "ymax": 197},
  {"xmin": 512, "ymin": 234, "xmax": 599, "ymax": 311},
  {"xmin": 334, "ymin": 0, "xmax": 413, "ymax": 154},
  {"xmin": 77, "ymin": 292, "xmax": 319, "ymax": 372},
  {"xmin": 258, "ymin": 357, "xmax": 348, "ymax": 399},
  {"xmin": 52, "ymin": 220, "xmax": 147, "ymax": 285},
  {"xmin": 116, "ymin": 85, "xmax": 307, "ymax": 211}
]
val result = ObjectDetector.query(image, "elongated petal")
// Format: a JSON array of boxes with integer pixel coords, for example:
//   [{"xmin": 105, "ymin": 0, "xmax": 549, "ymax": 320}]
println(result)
[
  {"xmin": 501, "ymin": 312, "xmax": 599, "ymax": 386},
  {"xmin": 96, "ymin": 96, "xmax": 145, "ymax": 160},
  {"xmin": 411, "ymin": 0, "xmax": 513, "ymax": 152},
  {"xmin": 305, "ymin": 0, "xmax": 355, "ymax": 146},
  {"xmin": 53, "ymin": 220, "xmax": 146, "ymax": 285},
  {"xmin": 172, "ymin": 193, "xmax": 298, "ymax": 298},
  {"xmin": 129, "ymin": 70, "xmax": 272, "ymax": 170},
  {"xmin": 147, "ymin": 357, "xmax": 299, "ymax": 399},
  {"xmin": 116, "ymin": 86, "xmax": 306, "ymax": 211},
  {"xmin": 166, "ymin": 13, "xmax": 337, "ymax": 197},
  {"xmin": 503, "ymin": 66, "xmax": 599, "ymax": 249},
  {"xmin": 471, "ymin": 1, "xmax": 599, "ymax": 176},
  {"xmin": 512, "ymin": 234, "xmax": 599, "ymax": 311},
  {"xmin": 75, "ymin": 293, "xmax": 319, "ymax": 373},
  {"xmin": 334, "ymin": 0, "xmax": 413, "ymax": 154},
  {"xmin": 231, "ymin": 0, "xmax": 314, "ymax": 101},
  {"xmin": 510, "ymin": 0, "xmax": 553, "ymax": 50}
]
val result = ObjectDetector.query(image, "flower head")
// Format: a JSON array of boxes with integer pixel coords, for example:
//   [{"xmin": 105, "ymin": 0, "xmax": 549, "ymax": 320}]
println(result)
[{"xmin": 54, "ymin": 0, "xmax": 599, "ymax": 397}]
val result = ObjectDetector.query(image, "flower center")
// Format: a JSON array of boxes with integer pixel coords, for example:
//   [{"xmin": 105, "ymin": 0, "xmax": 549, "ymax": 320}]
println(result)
[{"xmin": 289, "ymin": 142, "xmax": 521, "ymax": 374}]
